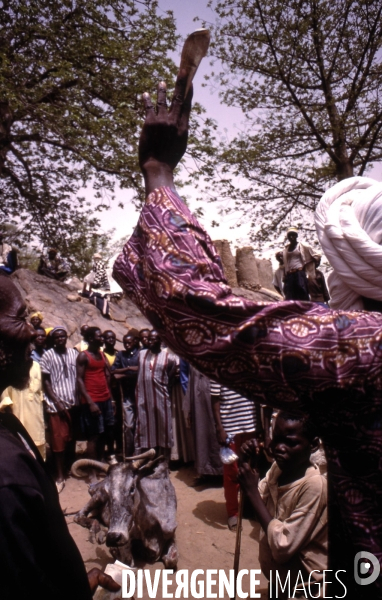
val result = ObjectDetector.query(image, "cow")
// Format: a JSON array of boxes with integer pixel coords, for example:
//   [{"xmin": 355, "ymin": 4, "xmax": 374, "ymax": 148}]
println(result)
[{"xmin": 71, "ymin": 449, "xmax": 178, "ymax": 568}]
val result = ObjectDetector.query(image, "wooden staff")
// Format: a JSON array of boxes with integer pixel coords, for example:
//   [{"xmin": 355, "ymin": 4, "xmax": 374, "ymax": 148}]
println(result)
[
  {"xmin": 231, "ymin": 486, "xmax": 245, "ymax": 600},
  {"xmin": 119, "ymin": 382, "xmax": 126, "ymax": 463}
]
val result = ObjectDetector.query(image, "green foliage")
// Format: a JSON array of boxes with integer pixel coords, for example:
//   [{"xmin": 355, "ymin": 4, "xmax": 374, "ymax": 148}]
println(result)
[
  {"xmin": 202, "ymin": 0, "xmax": 382, "ymax": 247},
  {"xmin": 0, "ymin": 0, "xmax": 178, "ymax": 254}
]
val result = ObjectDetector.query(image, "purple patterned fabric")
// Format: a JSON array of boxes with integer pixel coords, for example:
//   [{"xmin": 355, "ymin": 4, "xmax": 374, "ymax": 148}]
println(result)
[{"xmin": 114, "ymin": 186, "xmax": 382, "ymax": 594}]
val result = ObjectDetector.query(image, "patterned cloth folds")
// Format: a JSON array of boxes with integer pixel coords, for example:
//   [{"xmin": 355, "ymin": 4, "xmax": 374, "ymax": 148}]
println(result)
[{"xmin": 113, "ymin": 186, "xmax": 382, "ymax": 594}]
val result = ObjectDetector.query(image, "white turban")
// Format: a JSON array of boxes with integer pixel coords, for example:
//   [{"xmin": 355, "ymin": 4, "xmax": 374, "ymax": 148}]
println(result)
[{"xmin": 315, "ymin": 176, "xmax": 382, "ymax": 310}]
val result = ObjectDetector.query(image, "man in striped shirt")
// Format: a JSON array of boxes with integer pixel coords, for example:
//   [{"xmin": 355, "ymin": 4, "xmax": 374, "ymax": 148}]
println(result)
[
  {"xmin": 135, "ymin": 330, "xmax": 178, "ymax": 460},
  {"xmin": 40, "ymin": 326, "xmax": 78, "ymax": 492},
  {"xmin": 211, "ymin": 382, "xmax": 263, "ymax": 530}
]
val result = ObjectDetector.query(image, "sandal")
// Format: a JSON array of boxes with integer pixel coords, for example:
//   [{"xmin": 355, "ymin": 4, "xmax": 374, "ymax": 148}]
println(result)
[{"xmin": 227, "ymin": 516, "xmax": 238, "ymax": 531}]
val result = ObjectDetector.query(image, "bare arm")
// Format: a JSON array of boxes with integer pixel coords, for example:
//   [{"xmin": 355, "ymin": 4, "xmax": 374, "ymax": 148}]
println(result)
[{"xmin": 238, "ymin": 463, "xmax": 272, "ymax": 533}]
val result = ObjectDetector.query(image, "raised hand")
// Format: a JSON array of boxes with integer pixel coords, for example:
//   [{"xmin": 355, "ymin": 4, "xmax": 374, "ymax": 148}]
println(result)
[{"xmin": 139, "ymin": 70, "xmax": 193, "ymax": 195}]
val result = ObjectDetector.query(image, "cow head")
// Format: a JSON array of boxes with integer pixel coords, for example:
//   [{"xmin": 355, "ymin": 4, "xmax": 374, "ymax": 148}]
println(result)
[{"xmin": 105, "ymin": 463, "xmax": 139, "ymax": 548}]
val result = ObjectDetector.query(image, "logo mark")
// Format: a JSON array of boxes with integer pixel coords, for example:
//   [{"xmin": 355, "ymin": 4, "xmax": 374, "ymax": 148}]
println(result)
[{"xmin": 354, "ymin": 551, "xmax": 380, "ymax": 586}]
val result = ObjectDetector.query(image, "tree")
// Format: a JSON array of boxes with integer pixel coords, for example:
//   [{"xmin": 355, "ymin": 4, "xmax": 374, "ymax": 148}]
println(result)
[
  {"xmin": 0, "ymin": 0, "xmax": 178, "ymax": 253},
  {"xmin": 203, "ymin": 0, "xmax": 382, "ymax": 247}
]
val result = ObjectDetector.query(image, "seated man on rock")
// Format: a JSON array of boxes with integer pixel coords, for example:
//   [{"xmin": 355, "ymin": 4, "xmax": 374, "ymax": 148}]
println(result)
[
  {"xmin": 0, "ymin": 230, "xmax": 17, "ymax": 274},
  {"xmin": 38, "ymin": 247, "xmax": 70, "ymax": 281}
]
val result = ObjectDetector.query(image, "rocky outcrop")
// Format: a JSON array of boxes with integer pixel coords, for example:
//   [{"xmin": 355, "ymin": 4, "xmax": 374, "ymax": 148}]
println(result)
[
  {"xmin": 255, "ymin": 258, "xmax": 274, "ymax": 292},
  {"xmin": 214, "ymin": 240, "xmax": 278, "ymax": 296},
  {"xmin": 236, "ymin": 247, "xmax": 261, "ymax": 292},
  {"xmin": 11, "ymin": 259, "xmax": 281, "ymax": 351},
  {"xmin": 11, "ymin": 269, "xmax": 150, "ymax": 349},
  {"xmin": 213, "ymin": 240, "xmax": 238, "ymax": 287}
]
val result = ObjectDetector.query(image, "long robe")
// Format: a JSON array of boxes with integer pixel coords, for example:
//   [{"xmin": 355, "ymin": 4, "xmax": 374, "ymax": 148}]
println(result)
[
  {"xmin": 114, "ymin": 185, "xmax": 382, "ymax": 597},
  {"xmin": 135, "ymin": 348, "xmax": 178, "ymax": 450}
]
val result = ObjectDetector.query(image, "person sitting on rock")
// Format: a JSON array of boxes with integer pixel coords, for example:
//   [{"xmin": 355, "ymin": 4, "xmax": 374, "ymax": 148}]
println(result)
[
  {"xmin": 0, "ymin": 231, "xmax": 16, "ymax": 274},
  {"xmin": 82, "ymin": 253, "xmax": 110, "ymax": 295},
  {"xmin": 38, "ymin": 248, "xmax": 70, "ymax": 281}
]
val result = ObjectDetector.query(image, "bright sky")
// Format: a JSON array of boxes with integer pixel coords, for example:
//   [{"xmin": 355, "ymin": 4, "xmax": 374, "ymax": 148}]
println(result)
[
  {"xmin": 95, "ymin": 0, "xmax": 252, "ymax": 251},
  {"xmin": 94, "ymin": 0, "xmax": 382, "ymax": 259}
]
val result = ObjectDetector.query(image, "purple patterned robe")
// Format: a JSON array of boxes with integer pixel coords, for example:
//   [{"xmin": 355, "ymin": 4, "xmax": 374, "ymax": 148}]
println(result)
[{"xmin": 114, "ymin": 186, "xmax": 382, "ymax": 595}]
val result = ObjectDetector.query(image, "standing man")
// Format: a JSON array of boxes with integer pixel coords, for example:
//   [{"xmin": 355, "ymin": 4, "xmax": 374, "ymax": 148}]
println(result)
[
  {"xmin": 40, "ymin": 326, "xmax": 77, "ymax": 491},
  {"xmin": 77, "ymin": 326, "xmax": 114, "ymax": 462},
  {"xmin": 1, "ymin": 359, "xmax": 46, "ymax": 460},
  {"xmin": 112, "ymin": 330, "xmax": 140, "ymax": 456},
  {"xmin": 307, "ymin": 257, "xmax": 330, "ymax": 305},
  {"xmin": 211, "ymin": 382, "xmax": 263, "ymax": 531},
  {"xmin": 272, "ymin": 251, "xmax": 285, "ymax": 297},
  {"xmin": 282, "ymin": 227, "xmax": 320, "ymax": 300},
  {"xmin": 103, "ymin": 329, "xmax": 117, "ymax": 366},
  {"xmin": 139, "ymin": 328, "xmax": 151, "ymax": 350},
  {"xmin": 38, "ymin": 247, "xmax": 70, "ymax": 281},
  {"xmin": 31, "ymin": 326, "xmax": 47, "ymax": 363},
  {"xmin": 135, "ymin": 330, "xmax": 178, "ymax": 460}
]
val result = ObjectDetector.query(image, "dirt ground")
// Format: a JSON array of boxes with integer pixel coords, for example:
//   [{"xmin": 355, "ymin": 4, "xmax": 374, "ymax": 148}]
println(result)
[{"xmin": 60, "ymin": 463, "xmax": 269, "ymax": 599}]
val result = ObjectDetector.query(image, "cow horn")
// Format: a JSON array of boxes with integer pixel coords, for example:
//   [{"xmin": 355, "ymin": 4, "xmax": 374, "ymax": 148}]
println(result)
[
  {"xmin": 124, "ymin": 449, "xmax": 156, "ymax": 462},
  {"xmin": 138, "ymin": 455, "xmax": 164, "ymax": 471},
  {"xmin": 71, "ymin": 459, "xmax": 110, "ymax": 478},
  {"xmin": 126, "ymin": 448, "xmax": 156, "ymax": 470}
]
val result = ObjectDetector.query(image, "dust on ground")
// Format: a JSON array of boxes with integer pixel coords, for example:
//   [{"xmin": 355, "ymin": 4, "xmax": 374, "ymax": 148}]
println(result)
[{"xmin": 60, "ymin": 464, "xmax": 268, "ymax": 599}]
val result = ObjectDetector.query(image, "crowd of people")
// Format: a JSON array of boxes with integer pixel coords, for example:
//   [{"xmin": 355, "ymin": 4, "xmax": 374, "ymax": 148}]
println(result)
[
  {"xmin": 0, "ymin": 69, "xmax": 381, "ymax": 600},
  {"xmin": 0, "ymin": 306, "xmax": 329, "ymax": 596},
  {"xmin": 1, "ymin": 316, "xmax": 275, "ymax": 522}
]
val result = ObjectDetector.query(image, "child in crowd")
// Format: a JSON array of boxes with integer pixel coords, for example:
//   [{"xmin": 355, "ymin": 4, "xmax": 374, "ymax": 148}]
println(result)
[{"xmin": 239, "ymin": 411, "xmax": 328, "ymax": 598}]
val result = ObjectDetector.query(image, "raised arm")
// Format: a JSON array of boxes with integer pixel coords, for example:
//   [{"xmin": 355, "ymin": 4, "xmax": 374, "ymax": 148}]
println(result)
[{"xmin": 113, "ymin": 73, "xmax": 382, "ymax": 414}]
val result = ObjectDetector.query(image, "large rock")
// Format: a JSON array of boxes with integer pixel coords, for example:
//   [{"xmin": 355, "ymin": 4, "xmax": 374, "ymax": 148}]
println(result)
[
  {"xmin": 235, "ymin": 247, "xmax": 261, "ymax": 291},
  {"xmin": 11, "ymin": 269, "xmax": 150, "ymax": 349},
  {"xmin": 11, "ymin": 265, "xmax": 282, "ymax": 352},
  {"xmin": 256, "ymin": 258, "xmax": 274, "ymax": 291},
  {"xmin": 213, "ymin": 239, "xmax": 238, "ymax": 287},
  {"xmin": 231, "ymin": 286, "xmax": 281, "ymax": 303}
]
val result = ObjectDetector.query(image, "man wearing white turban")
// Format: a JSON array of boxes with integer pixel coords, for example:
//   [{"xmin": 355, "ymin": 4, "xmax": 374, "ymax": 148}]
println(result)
[{"xmin": 315, "ymin": 176, "xmax": 382, "ymax": 310}]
